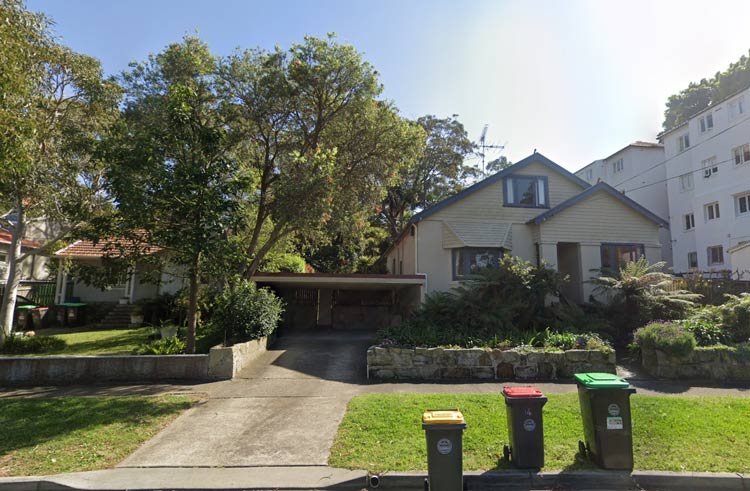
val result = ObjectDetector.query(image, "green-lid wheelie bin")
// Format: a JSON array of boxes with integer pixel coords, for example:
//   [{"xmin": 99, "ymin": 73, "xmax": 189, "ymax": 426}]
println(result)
[
  {"xmin": 575, "ymin": 372, "xmax": 636, "ymax": 470},
  {"xmin": 501, "ymin": 386, "xmax": 547, "ymax": 468},
  {"xmin": 422, "ymin": 409, "xmax": 466, "ymax": 491}
]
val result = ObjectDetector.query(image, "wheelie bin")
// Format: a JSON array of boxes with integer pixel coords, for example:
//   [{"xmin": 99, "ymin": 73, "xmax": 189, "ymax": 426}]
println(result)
[
  {"xmin": 422, "ymin": 409, "xmax": 466, "ymax": 491},
  {"xmin": 15, "ymin": 304, "xmax": 36, "ymax": 330},
  {"xmin": 575, "ymin": 372, "xmax": 636, "ymax": 470},
  {"xmin": 501, "ymin": 386, "xmax": 547, "ymax": 468}
]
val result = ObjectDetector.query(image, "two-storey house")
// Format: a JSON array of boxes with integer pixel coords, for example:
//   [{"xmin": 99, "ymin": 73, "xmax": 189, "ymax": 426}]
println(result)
[{"xmin": 386, "ymin": 152, "xmax": 668, "ymax": 303}]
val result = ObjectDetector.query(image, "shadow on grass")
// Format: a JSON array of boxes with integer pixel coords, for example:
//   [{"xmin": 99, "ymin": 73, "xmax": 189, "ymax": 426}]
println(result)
[
  {"xmin": 0, "ymin": 397, "xmax": 193, "ymax": 455},
  {"xmin": 42, "ymin": 328, "xmax": 152, "ymax": 356}
]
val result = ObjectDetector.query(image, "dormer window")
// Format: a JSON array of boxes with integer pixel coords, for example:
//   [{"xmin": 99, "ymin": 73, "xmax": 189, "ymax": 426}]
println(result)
[{"xmin": 503, "ymin": 175, "xmax": 548, "ymax": 208}]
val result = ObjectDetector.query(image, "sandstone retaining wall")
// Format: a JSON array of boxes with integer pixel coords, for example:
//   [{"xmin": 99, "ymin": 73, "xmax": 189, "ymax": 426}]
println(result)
[
  {"xmin": 367, "ymin": 346, "xmax": 616, "ymax": 380},
  {"xmin": 641, "ymin": 346, "xmax": 750, "ymax": 381}
]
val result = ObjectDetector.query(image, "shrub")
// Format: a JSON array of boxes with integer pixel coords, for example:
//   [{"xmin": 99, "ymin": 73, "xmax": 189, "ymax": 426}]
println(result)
[
  {"xmin": 0, "ymin": 335, "xmax": 66, "ymax": 354},
  {"xmin": 681, "ymin": 318, "xmax": 728, "ymax": 347},
  {"xmin": 543, "ymin": 330, "xmax": 611, "ymax": 351},
  {"xmin": 634, "ymin": 321, "xmax": 697, "ymax": 358},
  {"xmin": 717, "ymin": 293, "xmax": 750, "ymax": 343},
  {"xmin": 136, "ymin": 336, "xmax": 185, "ymax": 355},
  {"xmin": 212, "ymin": 279, "xmax": 285, "ymax": 342},
  {"xmin": 260, "ymin": 253, "xmax": 306, "ymax": 273}
]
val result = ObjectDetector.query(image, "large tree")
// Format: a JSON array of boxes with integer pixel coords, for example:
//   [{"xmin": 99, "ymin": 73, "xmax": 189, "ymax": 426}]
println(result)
[
  {"xmin": 217, "ymin": 35, "xmax": 424, "ymax": 278},
  {"xmin": 105, "ymin": 37, "xmax": 241, "ymax": 353},
  {"xmin": 379, "ymin": 115, "xmax": 475, "ymax": 240},
  {"xmin": 0, "ymin": 0, "xmax": 120, "ymax": 344}
]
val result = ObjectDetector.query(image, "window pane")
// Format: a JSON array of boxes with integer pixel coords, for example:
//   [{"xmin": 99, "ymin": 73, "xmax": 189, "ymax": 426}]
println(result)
[
  {"xmin": 700, "ymin": 119, "xmax": 706, "ymax": 132},
  {"xmin": 740, "ymin": 196, "xmax": 748, "ymax": 214},
  {"xmin": 537, "ymin": 179, "xmax": 546, "ymax": 206},
  {"xmin": 512, "ymin": 177, "xmax": 537, "ymax": 205},
  {"xmin": 744, "ymin": 144, "xmax": 750, "ymax": 163},
  {"xmin": 715, "ymin": 204, "xmax": 720, "ymax": 218},
  {"xmin": 468, "ymin": 249, "xmax": 499, "ymax": 274},
  {"xmin": 735, "ymin": 147, "xmax": 742, "ymax": 165},
  {"xmin": 707, "ymin": 114, "xmax": 713, "ymax": 128}
]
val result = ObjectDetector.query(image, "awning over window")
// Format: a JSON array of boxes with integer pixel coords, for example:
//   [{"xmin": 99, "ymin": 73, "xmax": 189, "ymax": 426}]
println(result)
[{"xmin": 442, "ymin": 221, "xmax": 512, "ymax": 250}]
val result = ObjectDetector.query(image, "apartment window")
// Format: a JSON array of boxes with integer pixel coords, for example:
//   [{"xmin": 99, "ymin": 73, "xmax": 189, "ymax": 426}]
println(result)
[
  {"xmin": 705, "ymin": 202, "xmax": 720, "ymax": 221},
  {"xmin": 612, "ymin": 158, "xmax": 624, "ymax": 173},
  {"xmin": 679, "ymin": 172, "xmax": 693, "ymax": 191},
  {"xmin": 688, "ymin": 251, "xmax": 698, "ymax": 269},
  {"xmin": 678, "ymin": 133, "xmax": 690, "ymax": 152},
  {"xmin": 586, "ymin": 168, "xmax": 593, "ymax": 180},
  {"xmin": 729, "ymin": 96, "xmax": 746, "ymax": 120},
  {"xmin": 699, "ymin": 114, "xmax": 714, "ymax": 133},
  {"xmin": 732, "ymin": 144, "xmax": 750, "ymax": 165},
  {"xmin": 707, "ymin": 245, "xmax": 724, "ymax": 266},
  {"xmin": 702, "ymin": 157, "xmax": 718, "ymax": 178},
  {"xmin": 684, "ymin": 213, "xmax": 695, "ymax": 230},
  {"xmin": 736, "ymin": 192, "xmax": 750, "ymax": 216},
  {"xmin": 452, "ymin": 248, "xmax": 503, "ymax": 280},
  {"xmin": 600, "ymin": 243, "xmax": 645, "ymax": 271},
  {"xmin": 503, "ymin": 175, "xmax": 548, "ymax": 208}
]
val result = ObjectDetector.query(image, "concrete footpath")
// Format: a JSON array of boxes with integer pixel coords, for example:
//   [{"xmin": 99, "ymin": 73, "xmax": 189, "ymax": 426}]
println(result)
[{"xmin": 0, "ymin": 466, "xmax": 747, "ymax": 491}]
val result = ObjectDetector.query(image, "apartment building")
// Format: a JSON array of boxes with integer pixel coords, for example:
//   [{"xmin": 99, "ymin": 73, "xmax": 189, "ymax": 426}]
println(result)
[
  {"xmin": 575, "ymin": 142, "xmax": 672, "ymax": 267},
  {"xmin": 659, "ymin": 86, "xmax": 750, "ymax": 275}
]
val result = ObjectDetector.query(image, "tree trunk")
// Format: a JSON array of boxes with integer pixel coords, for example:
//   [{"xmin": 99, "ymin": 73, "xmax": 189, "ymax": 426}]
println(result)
[
  {"xmin": 185, "ymin": 254, "xmax": 200, "ymax": 354},
  {"xmin": 0, "ymin": 207, "xmax": 25, "ymax": 346}
]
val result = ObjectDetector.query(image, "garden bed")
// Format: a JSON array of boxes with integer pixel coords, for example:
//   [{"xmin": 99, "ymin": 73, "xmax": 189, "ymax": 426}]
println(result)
[
  {"xmin": 641, "ymin": 345, "xmax": 750, "ymax": 381},
  {"xmin": 367, "ymin": 346, "xmax": 615, "ymax": 380}
]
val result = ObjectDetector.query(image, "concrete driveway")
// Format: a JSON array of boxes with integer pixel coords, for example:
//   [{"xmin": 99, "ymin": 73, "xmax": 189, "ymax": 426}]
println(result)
[{"xmin": 119, "ymin": 329, "xmax": 374, "ymax": 467}]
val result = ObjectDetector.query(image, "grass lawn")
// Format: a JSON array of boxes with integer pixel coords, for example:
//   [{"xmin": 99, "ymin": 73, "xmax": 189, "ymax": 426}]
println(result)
[
  {"xmin": 0, "ymin": 396, "xmax": 194, "ymax": 477},
  {"xmin": 35, "ymin": 327, "xmax": 153, "ymax": 356},
  {"xmin": 329, "ymin": 393, "xmax": 750, "ymax": 473}
]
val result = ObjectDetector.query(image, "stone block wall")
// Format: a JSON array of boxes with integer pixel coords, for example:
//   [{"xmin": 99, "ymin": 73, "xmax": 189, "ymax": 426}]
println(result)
[
  {"xmin": 367, "ymin": 346, "xmax": 616, "ymax": 380},
  {"xmin": 641, "ymin": 346, "xmax": 750, "ymax": 381},
  {"xmin": 208, "ymin": 333, "xmax": 276, "ymax": 379}
]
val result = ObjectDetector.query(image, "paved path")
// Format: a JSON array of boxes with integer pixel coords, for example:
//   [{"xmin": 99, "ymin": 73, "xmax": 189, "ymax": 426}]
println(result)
[{"xmin": 3, "ymin": 330, "xmax": 750, "ymax": 470}]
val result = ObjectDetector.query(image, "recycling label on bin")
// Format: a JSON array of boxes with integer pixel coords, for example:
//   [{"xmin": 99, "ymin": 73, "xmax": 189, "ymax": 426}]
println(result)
[
  {"xmin": 607, "ymin": 417, "xmax": 623, "ymax": 430},
  {"xmin": 523, "ymin": 418, "xmax": 536, "ymax": 432},
  {"xmin": 608, "ymin": 404, "xmax": 621, "ymax": 416},
  {"xmin": 437, "ymin": 438, "xmax": 453, "ymax": 455}
]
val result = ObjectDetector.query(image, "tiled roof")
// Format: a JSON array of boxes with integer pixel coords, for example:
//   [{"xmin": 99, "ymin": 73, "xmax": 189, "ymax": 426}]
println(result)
[
  {"xmin": 0, "ymin": 231, "xmax": 42, "ymax": 249},
  {"xmin": 55, "ymin": 238, "xmax": 162, "ymax": 258}
]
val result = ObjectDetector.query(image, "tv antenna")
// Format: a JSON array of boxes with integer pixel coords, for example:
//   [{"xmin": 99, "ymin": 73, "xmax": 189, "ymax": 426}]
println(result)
[{"xmin": 478, "ymin": 124, "xmax": 505, "ymax": 176}]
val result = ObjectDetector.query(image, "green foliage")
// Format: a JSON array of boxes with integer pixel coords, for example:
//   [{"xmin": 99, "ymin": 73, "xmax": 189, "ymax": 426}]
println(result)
[
  {"xmin": 0, "ymin": 335, "xmax": 67, "ymax": 354},
  {"xmin": 680, "ymin": 317, "xmax": 728, "ymax": 347},
  {"xmin": 663, "ymin": 50, "xmax": 750, "ymax": 130},
  {"xmin": 135, "ymin": 336, "xmax": 186, "ymax": 355},
  {"xmin": 211, "ymin": 279, "xmax": 285, "ymax": 342},
  {"xmin": 378, "ymin": 257, "xmax": 572, "ymax": 347},
  {"xmin": 634, "ymin": 321, "xmax": 697, "ymax": 358},
  {"xmin": 543, "ymin": 329, "xmax": 611, "ymax": 352},
  {"xmin": 591, "ymin": 258, "xmax": 700, "ymax": 341},
  {"xmin": 716, "ymin": 293, "xmax": 750, "ymax": 343},
  {"xmin": 260, "ymin": 253, "xmax": 306, "ymax": 273}
]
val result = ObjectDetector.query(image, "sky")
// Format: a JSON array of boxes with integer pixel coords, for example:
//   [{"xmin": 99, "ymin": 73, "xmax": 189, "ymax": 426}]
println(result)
[{"xmin": 26, "ymin": 0, "xmax": 750, "ymax": 172}]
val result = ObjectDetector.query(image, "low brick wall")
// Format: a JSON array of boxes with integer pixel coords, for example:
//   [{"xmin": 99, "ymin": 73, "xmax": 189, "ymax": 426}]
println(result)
[
  {"xmin": 367, "ymin": 346, "xmax": 616, "ymax": 380},
  {"xmin": 642, "ymin": 346, "xmax": 750, "ymax": 381},
  {"xmin": 0, "ymin": 355, "xmax": 209, "ymax": 384},
  {"xmin": 208, "ymin": 333, "xmax": 276, "ymax": 379}
]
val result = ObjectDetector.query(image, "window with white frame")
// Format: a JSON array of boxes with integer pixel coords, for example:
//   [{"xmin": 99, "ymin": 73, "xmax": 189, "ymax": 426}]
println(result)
[
  {"xmin": 735, "ymin": 192, "xmax": 750, "ymax": 216},
  {"xmin": 586, "ymin": 168, "xmax": 593, "ymax": 180},
  {"xmin": 705, "ymin": 201, "xmax": 720, "ymax": 221},
  {"xmin": 688, "ymin": 251, "xmax": 698, "ymax": 269},
  {"xmin": 699, "ymin": 114, "xmax": 714, "ymax": 133},
  {"xmin": 732, "ymin": 144, "xmax": 750, "ymax": 166},
  {"xmin": 503, "ymin": 175, "xmax": 548, "ymax": 208},
  {"xmin": 684, "ymin": 213, "xmax": 695, "ymax": 230},
  {"xmin": 701, "ymin": 157, "xmax": 718, "ymax": 178},
  {"xmin": 707, "ymin": 245, "xmax": 724, "ymax": 266},
  {"xmin": 678, "ymin": 133, "xmax": 690, "ymax": 152},
  {"xmin": 679, "ymin": 172, "xmax": 693, "ymax": 191},
  {"xmin": 729, "ymin": 96, "xmax": 746, "ymax": 120},
  {"xmin": 612, "ymin": 158, "xmax": 624, "ymax": 173},
  {"xmin": 600, "ymin": 243, "xmax": 645, "ymax": 271}
]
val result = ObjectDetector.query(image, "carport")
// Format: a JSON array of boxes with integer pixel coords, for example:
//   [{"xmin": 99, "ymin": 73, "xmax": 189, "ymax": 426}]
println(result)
[{"xmin": 253, "ymin": 273, "xmax": 425, "ymax": 330}]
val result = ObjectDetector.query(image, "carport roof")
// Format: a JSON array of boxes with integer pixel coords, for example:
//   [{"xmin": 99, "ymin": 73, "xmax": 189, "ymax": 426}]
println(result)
[{"xmin": 253, "ymin": 272, "xmax": 426, "ymax": 290}]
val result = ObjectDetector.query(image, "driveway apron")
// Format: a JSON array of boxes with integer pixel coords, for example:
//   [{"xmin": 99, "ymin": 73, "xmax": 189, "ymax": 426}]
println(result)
[{"xmin": 119, "ymin": 329, "xmax": 374, "ymax": 467}]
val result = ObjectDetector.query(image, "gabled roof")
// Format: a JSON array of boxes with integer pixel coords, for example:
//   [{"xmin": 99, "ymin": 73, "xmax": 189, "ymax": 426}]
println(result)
[
  {"xmin": 55, "ymin": 237, "xmax": 162, "ymax": 258},
  {"xmin": 526, "ymin": 181, "xmax": 669, "ymax": 228},
  {"xmin": 410, "ymin": 152, "xmax": 589, "ymax": 224}
]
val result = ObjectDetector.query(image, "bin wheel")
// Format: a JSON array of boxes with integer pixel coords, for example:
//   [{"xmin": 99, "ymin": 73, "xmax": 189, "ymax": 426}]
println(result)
[
  {"xmin": 424, "ymin": 477, "xmax": 429, "ymax": 491},
  {"xmin": 503, "ymin": 444, "xmax": 511, "ymax": 462},
  {"xmin": 578, "ymin": 440, "xmax": 587, "ymax": 457}
]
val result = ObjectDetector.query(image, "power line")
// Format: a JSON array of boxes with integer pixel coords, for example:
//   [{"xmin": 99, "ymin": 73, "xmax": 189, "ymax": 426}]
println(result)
[{"xmin": 624, "ymin": 154, "xmax": 742, "ymax": 193}]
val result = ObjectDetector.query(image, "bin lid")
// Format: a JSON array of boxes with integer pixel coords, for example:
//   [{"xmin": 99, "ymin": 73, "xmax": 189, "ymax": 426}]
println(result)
[
  {"xmin": 16, "ymin": 305, "xmax": 37, "ymax": 310},
  {"xmin": 422, "ymin": 409, "xmax": 465, "ymax": 425},
  {"xmin": 574, "ymin": 372, "xmax": 630, "ymax": 389},
  {"xmin": 31, "ymin": 306, "xmax": 49, "ymax": 311},
  {"xmin": 502, "ymin": 386, "xmax": 544, "ymax": 398}
]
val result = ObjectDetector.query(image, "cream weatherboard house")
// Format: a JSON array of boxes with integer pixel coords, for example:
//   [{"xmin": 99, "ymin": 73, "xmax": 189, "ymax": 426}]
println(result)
[{"xmin": 385, "ymin": 152, "xmax": 669, "ymax": 303}]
